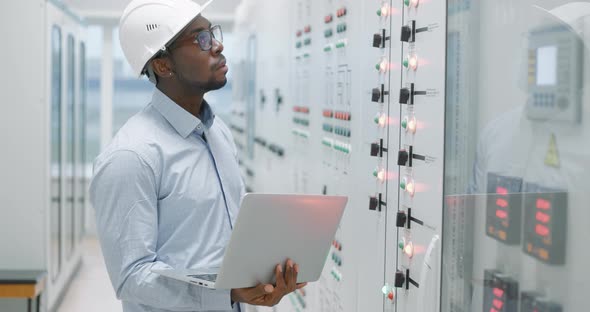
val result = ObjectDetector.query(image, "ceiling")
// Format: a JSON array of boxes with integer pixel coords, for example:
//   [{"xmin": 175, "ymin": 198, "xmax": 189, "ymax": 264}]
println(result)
[{"xmin": 63, "ymin": 0, "xmax": 240, "ymax": 28}]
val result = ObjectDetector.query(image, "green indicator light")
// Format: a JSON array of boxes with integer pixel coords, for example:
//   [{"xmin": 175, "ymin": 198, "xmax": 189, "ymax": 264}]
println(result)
[
  {"xmin": 404, "ymin": 0, "xmax": 410, "ymax": 6},
  {"xmin": 402, "ymin": 119, "xmax": 408, "ymax": 128},
  {"xmin": 400, "ymin": 180, "xmax": 406, "ymax": 189},
  {"xmin": 399, "ymin": 241, "xmax": 404, "ymax": 249},
  {"xmin": 375, "ymin": 64, "xmax": 381, "ymax": 70},
  {"xmin": 377, "ymin": 9, "xmax": 382, "ymax": 16},
  {"xmin": 403, "ymin": 59, "xmax": 409, "ymax": 68}
]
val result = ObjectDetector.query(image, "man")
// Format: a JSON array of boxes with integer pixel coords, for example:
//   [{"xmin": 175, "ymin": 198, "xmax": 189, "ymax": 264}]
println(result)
[{"xmin": 89, "ymin": 1, "xmax": 305, "ymax": 311}]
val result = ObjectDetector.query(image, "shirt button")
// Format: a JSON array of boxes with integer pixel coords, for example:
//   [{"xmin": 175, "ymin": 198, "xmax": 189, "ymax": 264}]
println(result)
[{"xmin": 197, "ymin": 125, "xmax": 202, "ymax": 129}]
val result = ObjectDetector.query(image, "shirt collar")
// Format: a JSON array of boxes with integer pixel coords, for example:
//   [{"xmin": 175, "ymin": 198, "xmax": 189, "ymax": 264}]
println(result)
[{"xmin": 151, "ymin": 88, "xmax": 216, "ymax": 138}]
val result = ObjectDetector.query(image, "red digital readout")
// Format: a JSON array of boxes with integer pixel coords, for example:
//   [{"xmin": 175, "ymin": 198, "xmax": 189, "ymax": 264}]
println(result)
[
  {"xmin": 496, "ymin": 210, "xmax": 508, "ymax": 219},
  {"xmin": 533, "ymin": 197, "xmax": 552, "ymax": 238},
  {"xmin": 535, "ymin": 211, "xmax": 550, "ymax": 223},
  {"xmin": 536, "ymin": 198, "xmax": 551, "ymax": 210},
  {"xmin": 496, "ymin": 198, "xmax": 508, "ymax": 208},
  {"xmin": 493, "ymin": 288, "xmax": 504, "ymax": 298},
  {"xmin": 496, "ymin": 186, "xmax": 508, "ymax": 195},
  {"xmin": 535, "ymin": 224, "xmax": 550, "ymax": 237},
  {"xmin": 493, "ymin": 298, "xmax": 504, "ymax": 309},
  {"xmin": 490, "ymin": 287, "xmax": 505, "ymax": 312}
]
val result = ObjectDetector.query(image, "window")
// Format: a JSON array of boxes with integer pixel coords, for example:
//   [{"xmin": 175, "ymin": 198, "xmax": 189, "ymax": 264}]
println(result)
[
  {"xmin": 65, "ymin": 34, "xmax": 75, "ymax": 259},
  {"xmin": 50, "ymin": 25, "xmax": 62, "ymax": 282}
]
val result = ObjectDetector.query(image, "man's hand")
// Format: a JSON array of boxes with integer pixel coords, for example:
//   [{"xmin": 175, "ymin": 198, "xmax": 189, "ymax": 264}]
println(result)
[{"xmin": 231, "ymin": 259, "xmax": 308, "ymax": 307}]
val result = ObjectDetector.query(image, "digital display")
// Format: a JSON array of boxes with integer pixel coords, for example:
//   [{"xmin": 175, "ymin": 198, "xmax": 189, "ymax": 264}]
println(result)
[
  {"xmin": 483, "ymin": 270, "xmax": 518, "ymax": 312},
  {"xmin": 536, "ymin": 46, "xmax": 557, "ymax": 86},
  {"xmin": 522, "ymin": 186, "xmax": 567, "ymax": 265},
  {"xmin": 485, "ymin": 173, "xmax": 523, "ymax": 245},
  {"xmin": 521, "ymin": 291, "xmax": 562, "ymax": 312}
]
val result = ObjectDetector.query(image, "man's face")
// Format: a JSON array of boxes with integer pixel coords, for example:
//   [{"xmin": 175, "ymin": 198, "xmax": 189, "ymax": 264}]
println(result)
[{"xmin": 167, "ymin": 15, "xmax": 228, "ymax": 92}]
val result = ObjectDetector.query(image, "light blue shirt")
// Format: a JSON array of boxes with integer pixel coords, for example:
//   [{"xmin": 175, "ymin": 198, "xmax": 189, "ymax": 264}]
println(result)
[{"xmin": 89, "ymin": 88, "xmax": 245, "ymax": 312}]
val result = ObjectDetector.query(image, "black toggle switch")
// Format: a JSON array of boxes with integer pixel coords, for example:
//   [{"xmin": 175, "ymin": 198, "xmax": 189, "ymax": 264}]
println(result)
[
  {"xmin": 373, "ymin": 33, "xmax": 383, "ymax": 48},
  {"xmin": 373, "ymin": 84, "xmax": 389, "ymax": 103},
  {"xmin": 369, "ymin": 197, "xmax": 379, "ymax": 211},
  {"xmin": 396, "ymin": 211, "xmax": 407, "ymax": 227},
  {"xmin": 373, "ymin": 29, "xmax": 390, "ymax": 48},
  {"xmin": 370, "ymin": 139, "xmax": 388, "ymax": 157},
  {"xmin": 401, "ymin": 21, "xmax": 417, "ymax": 43},
  {"xmin": 400, "ymin": 25, "xmax": 412, "ymax": 42},
  {"xmin": 394, "ymin": 270, "xmax": 406, "ymax": 288},
  {"xmin": 371, "ymin": 88, "xmax": 381, "ymax": 102},
  {"xmin": 398, "ymin": 150, "xmax": 409, "ymax": 166},
  {"xmin": 399, "ymin": 146, "xmax": 426, "ymax": 167},
  {"xmin": 398, "ymin": 208, "xmax": 424, "ymax": 229},
  {"xmin": 399, "ymin": 88, "xmax": 410, "ymax": 104},
  {"xmin": 369, "ymin": 193, "xmax": 386, "ymax": 212},
  {"xmin": 370, "ymin": 142, "xmax": 381, "ymax": 157}
]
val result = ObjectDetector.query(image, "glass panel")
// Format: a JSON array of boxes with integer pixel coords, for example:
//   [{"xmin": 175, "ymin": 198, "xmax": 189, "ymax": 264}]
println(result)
[
  {"xmin": 112, "ymin": 27, "xmax": 152, "ymax": 136},
  {"xmin": 78, "ymin": 41, "xmax": 86, "ymax": 242},
  {"xmin": 443, "ymin": 1, "xmax": 589, "ymax": 312},
  {"xmin": 86, "ymin": 25, "xmax": 102, "ymax": 167},
  {"xmin": 65, "ymin": 34, "xmax": 75, "ymax": 260},
  {"xmin": 246, "ymin": 35, "xmax": 257, "ymax": 160},
  {"xmin": 50, "ymin": 25, "xmax": 62, "ymax": 282}
]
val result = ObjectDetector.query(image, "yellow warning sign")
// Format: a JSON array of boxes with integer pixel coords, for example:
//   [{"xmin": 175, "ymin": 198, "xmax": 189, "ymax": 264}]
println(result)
[{"xmin": 544, "ymin": 134, "xmax": 560, "ymax": 168}]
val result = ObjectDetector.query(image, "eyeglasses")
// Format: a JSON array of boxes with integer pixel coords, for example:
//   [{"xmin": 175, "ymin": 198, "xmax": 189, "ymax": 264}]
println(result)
[{"xmin": 171, "ymin": 25, "xmax": 223, "ymax": 52}]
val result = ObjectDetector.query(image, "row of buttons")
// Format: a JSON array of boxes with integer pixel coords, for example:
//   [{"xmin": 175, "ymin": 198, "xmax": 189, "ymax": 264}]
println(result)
[
  {"xmin": 332, "ymin": 240, "xmax": 342, "ymax": 251},
  {"xmin": 292, "ymin": 128, "xmax": 309, "ymax": 138},
  {"xmin": 293, "ymin": 106, "xmax": 310, "ymax": 114},
  {"xmin": 330, "ymin": 267, "xmax": 343, "ymax": 282},
  {"xmin": 334, "ymin": 126, "xmax": 351, "ymax": 137},
  {"xmin": 295, "ymin": 26, "xmax": 312, "ymax": 37},
  {"xmin": 333, "ymin": 141, "xmax": 351, "ymax": 154},
  {"xmin": 323, "ymin": 124, "xmax": 351, "ymax": 137},
  {"xmin": 293, "ymin": 117, "xmax": 309, "ymax": 126},
  {"xmin": 334, "ymin": 111, "xmax": 352, "ymax": 121},
  {"xmin": 331, "ymin": 252, "xmax": 342, "ymax": 266}
]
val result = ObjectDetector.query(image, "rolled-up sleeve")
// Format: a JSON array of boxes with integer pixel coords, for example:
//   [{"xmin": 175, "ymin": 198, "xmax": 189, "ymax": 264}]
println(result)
[{"xmin": 89, "ymin": 150, "xmax": 233, "ymax": 311}]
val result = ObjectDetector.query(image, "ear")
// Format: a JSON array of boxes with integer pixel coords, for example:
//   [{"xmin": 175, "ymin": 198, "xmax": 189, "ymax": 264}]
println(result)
[{"xmin": 151, "ymin": 57, "xmax": 175, "ymax": 79}]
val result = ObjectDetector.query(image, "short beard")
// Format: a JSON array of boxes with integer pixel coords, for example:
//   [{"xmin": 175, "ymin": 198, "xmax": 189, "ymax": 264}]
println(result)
[
  {"xmin": 177, "ymin": 72, "xmax": 227, "ymax": 94},
  {"xmin": 203, "ymin": 76, "xmax": 227, "ymax": 92}
]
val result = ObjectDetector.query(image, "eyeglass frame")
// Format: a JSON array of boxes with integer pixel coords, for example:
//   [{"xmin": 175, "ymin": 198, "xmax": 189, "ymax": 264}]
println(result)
[{"xmin": 168, "ymin": 24, "xmax": 223, "ymax": 52}]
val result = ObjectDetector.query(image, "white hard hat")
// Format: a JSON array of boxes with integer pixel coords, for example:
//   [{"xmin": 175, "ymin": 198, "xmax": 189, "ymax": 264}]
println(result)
[{"xmin": 119, "ymin": 0, "xmax": 214, "ymax": 77}]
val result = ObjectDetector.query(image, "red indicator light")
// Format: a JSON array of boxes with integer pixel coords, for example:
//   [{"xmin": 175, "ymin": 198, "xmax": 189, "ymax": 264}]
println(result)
[
  {"xmin": 535, "ymin": 224, "xmax": 550, "ymax": 236},
  {"xmin": 304, "ymin": 25, "xmax": 312, "ymax": 33},
  {"xmin": 536, "ymin": 198, "xmax": 551, "ymax": 210},
  {"xmin": 495, "ymin": 209, "xmax": 508, "ymax": 220},
  {"xmin": 493, "ymin": 287, "xmax": 504, "ymax": 298},
  {"xmin": 496, "ymin": 198, "xmax": 508, "ymax": 208},
  {"xmin": 492, "ymin": 298, "xmax": 504, "ymax": 309},
  {"xmin": 325, "ymin": 15, "xmax": 333, "ymax": 23},
  {"xmin": 296, "ymin": 30, "xmax": 302, "ymax": 37},
  {"xmin": 496, "ymin": 186, "xmax": 508, "ymax": 195},
  {"xmin": 490, "ymin": 308, "xmax": 499, "ymax": 312},
  {"xmin": 536, "ymin": 211, "xmax": 550, "ymax": 223}
]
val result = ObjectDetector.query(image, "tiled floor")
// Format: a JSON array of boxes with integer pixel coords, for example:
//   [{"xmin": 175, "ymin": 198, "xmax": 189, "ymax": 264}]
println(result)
[{"xmin": 57, "ymin": 238, "xmax": 122, "ymax": 312}]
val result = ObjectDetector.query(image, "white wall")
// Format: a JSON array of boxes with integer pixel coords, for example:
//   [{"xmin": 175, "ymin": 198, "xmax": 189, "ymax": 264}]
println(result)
[{"xmin": 0, "ymin": 0, "xmax": 47, "ymax": 269}]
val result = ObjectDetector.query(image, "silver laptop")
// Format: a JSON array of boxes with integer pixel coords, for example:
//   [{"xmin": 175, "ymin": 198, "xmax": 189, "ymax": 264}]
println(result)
[{"xmin": 152, "ymin": 193, "xmax": 347, "ymax": 289}]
